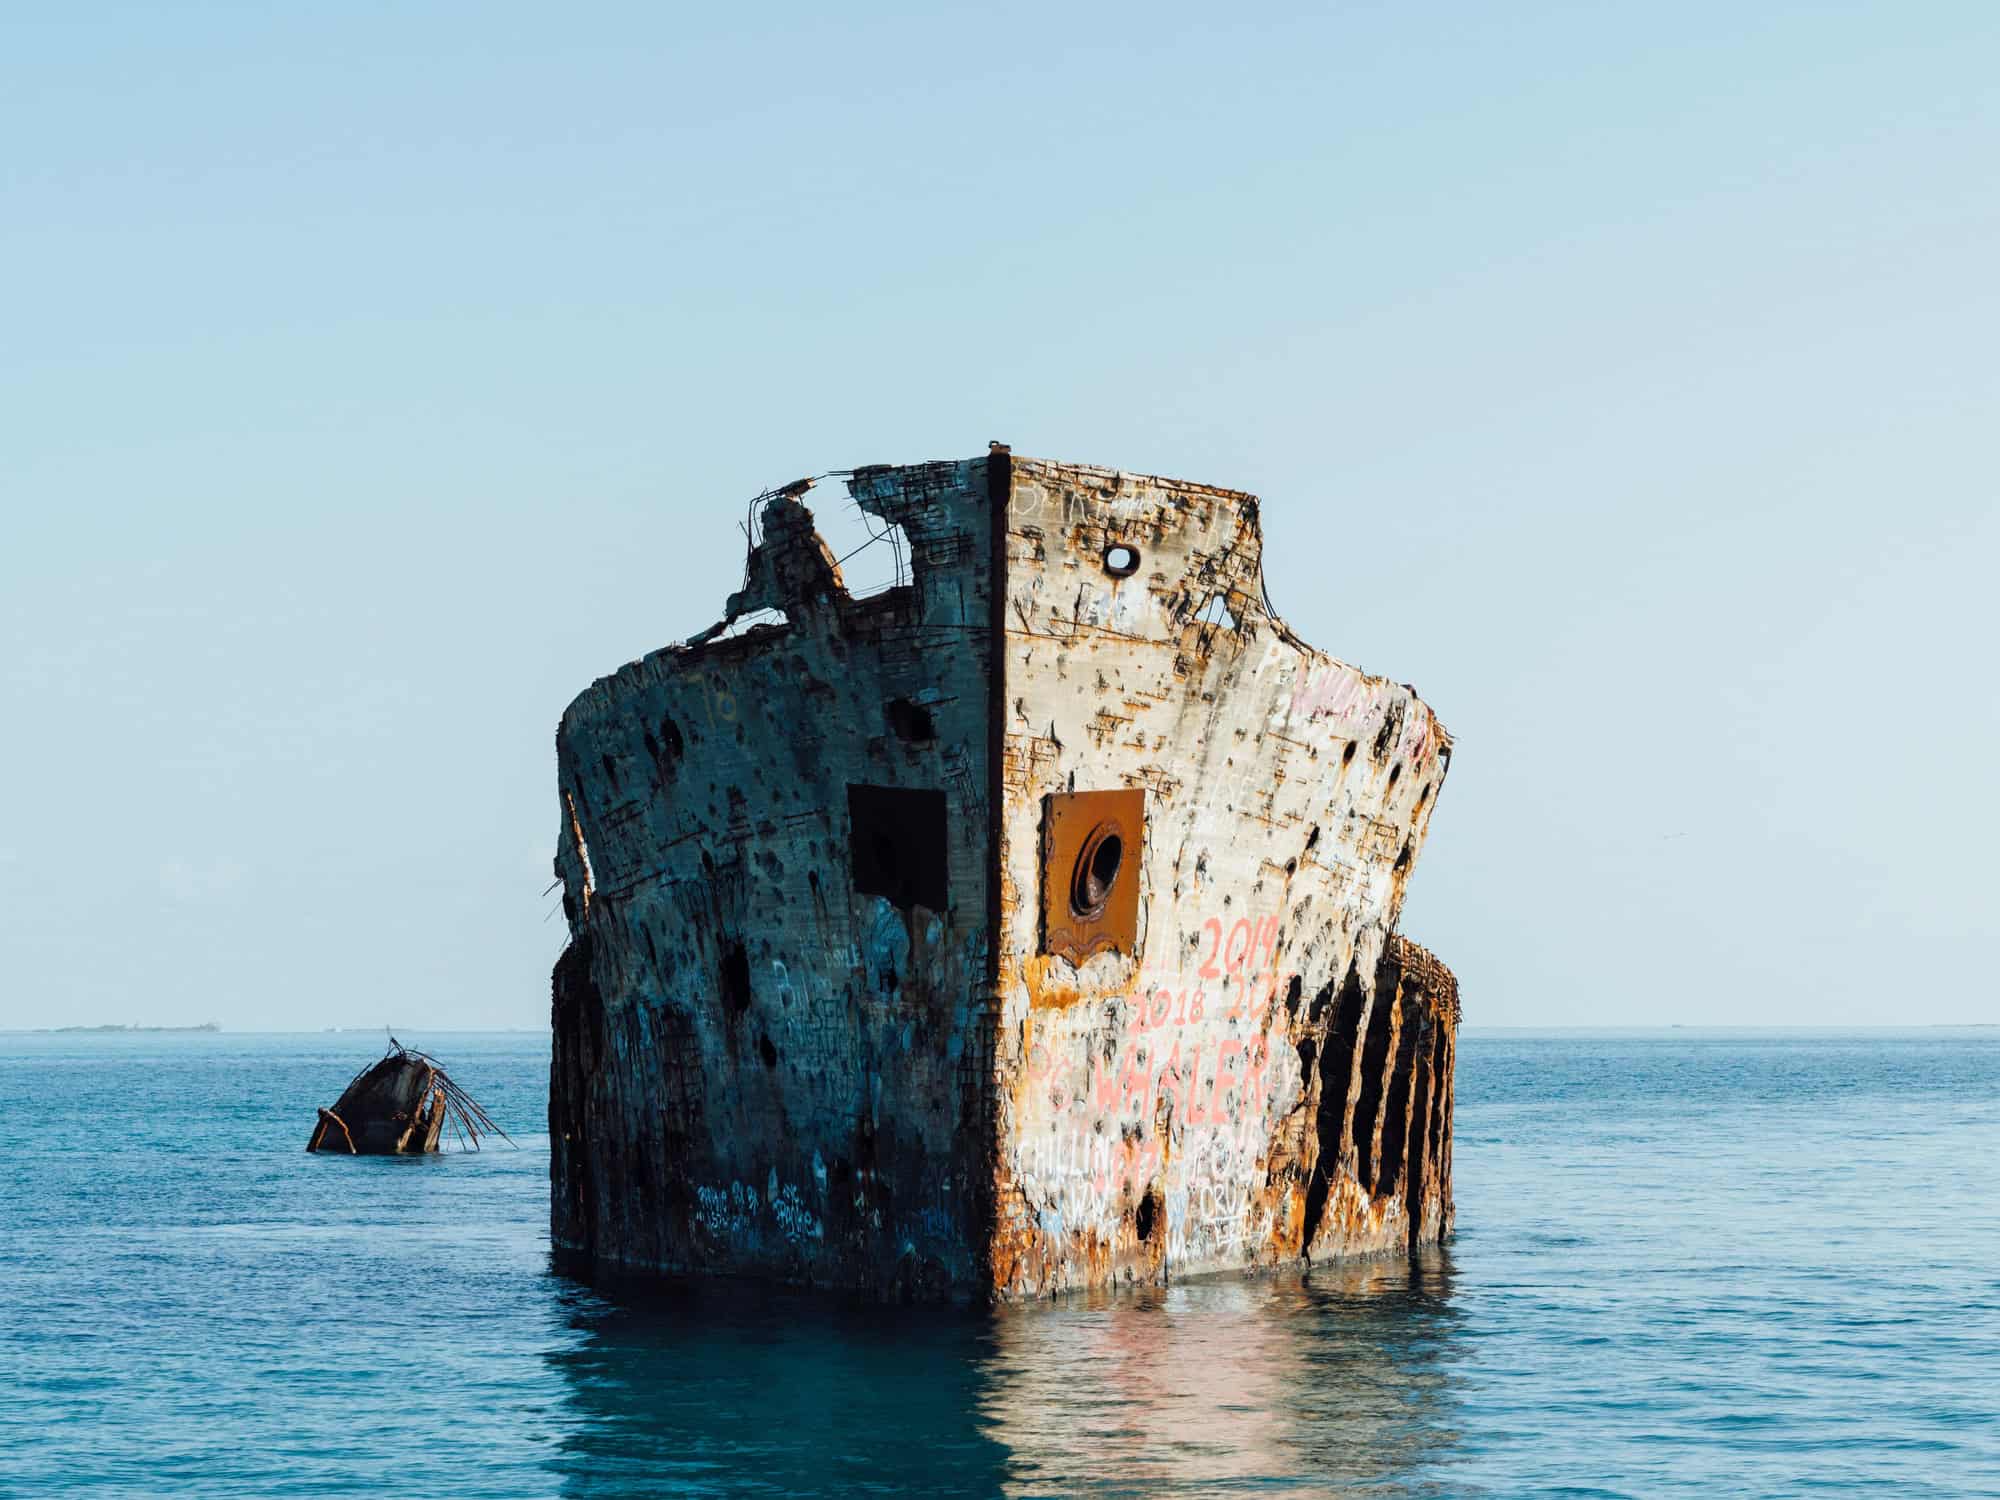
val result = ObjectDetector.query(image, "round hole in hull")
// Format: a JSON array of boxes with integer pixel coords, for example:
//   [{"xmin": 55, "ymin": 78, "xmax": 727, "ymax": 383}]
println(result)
[
  {"xmin": 1102, "ymin": 544, "xmax": 1141, "ymax": 578},
  {"xmin": 1069, "ymin": 823, "xmax": 1125, "ymax": 919}
]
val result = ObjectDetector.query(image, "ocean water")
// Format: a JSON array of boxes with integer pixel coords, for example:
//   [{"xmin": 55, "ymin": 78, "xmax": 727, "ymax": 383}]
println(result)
[{"xmin": 2, "ymin": 1029, "xmax": 1994, "ymax": 1498}]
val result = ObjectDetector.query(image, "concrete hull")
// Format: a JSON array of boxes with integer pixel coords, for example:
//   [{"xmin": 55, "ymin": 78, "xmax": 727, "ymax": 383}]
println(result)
[{"xmin": 550, "ymin": 451, "xmax": 1458, "ymax": 1300}]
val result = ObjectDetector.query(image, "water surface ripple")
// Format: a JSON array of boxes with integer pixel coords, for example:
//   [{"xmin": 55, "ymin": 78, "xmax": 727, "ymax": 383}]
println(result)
[{"xmin": 3, "ymin": 1029, "xmax": 1994, "ymax": 1496}]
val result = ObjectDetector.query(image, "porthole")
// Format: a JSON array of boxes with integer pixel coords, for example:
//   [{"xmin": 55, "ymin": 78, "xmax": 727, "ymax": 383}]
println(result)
[
  {"xmin": 1041, "ymin": 788, "xmax": 1145, "ymax": 961},
  {"xmin": 1103, "ymin": 543, "xmax": 1141, "ymax": 578},
  {"xmin": 1069, "ymin": 822, "xmax": 1125, "ymax": 920}
]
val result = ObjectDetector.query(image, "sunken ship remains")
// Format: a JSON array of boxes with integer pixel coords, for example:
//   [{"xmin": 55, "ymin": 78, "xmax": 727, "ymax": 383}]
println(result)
[{"xmin": 550, "ymin": 449, "xmax": 1458, "ymax": 1300}]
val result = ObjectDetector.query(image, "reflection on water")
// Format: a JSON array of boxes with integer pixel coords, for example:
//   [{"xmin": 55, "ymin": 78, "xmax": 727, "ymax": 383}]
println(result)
[
  {"xmin": 14, "ymin": 1032, "xmax": 1988, "ymax": 1494},
  {"xmin": 545, "ymin": 1278, "xmax": 1008, "ymax": 1496},
  {"xmin": 546, "ymin": 1251, "xmax": 1463, "ymax": 1497},
  {"xmin": 984, "ymin": 1253, "xmax": 1464, "ymax": 1497}
]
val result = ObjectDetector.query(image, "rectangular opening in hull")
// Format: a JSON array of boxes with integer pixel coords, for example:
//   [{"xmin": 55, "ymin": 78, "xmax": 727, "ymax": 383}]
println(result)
[{"xmin": 846, "ymin": 784, "xmax": 949, "ymax": 912}]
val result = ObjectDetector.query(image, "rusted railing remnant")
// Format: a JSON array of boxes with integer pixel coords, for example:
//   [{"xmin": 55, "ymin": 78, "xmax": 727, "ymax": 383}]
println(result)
[{"xmin": 314, "ymin": 1107, "xmax": 357, "ymax": 1154}]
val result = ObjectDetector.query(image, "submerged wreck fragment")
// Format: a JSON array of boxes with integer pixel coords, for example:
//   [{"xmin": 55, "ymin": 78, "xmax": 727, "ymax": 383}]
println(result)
[
  {"xmin": 306, "ymin": 1042, "xmax": 507, "ymax": 1154},
  {"xmin": 550, "ymin": 448, "xmax": 1459, "ymax": 1299}
]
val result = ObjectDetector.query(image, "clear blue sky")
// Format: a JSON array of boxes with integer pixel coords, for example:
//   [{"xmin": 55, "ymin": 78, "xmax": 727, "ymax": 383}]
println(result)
[{"xmin": 4, "ymin": 3, "xmax": 1993, "ymax": 1029}]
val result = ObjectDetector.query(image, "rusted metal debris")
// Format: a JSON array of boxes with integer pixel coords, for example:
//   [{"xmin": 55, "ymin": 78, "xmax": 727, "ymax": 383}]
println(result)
[
  {"xmin": 549, "ymin": 449, "xmax": 1460, "ymax": 1299},
  {"xmin": 305, "ymin": 1041, "xmax": 509, "ymax": 1155}
]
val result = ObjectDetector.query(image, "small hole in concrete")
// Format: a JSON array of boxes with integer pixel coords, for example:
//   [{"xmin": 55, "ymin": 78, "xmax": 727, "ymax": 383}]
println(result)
[
  {"xmin": 1342, "ymin": 742, "xmax": 1357, "ymax": 766},
  {"xmin": 642, "ymin": 718, "xmax": 683, "ymax": 783},
  {"xmin": 886, "ymin": 697, "xmax": 937, "ymax": 743},
  {"xmin": 1135, "ymin": 1188, "xmax": 1160, "ymax": 1242},
  {"xmin": 1194, "ymin": 593, "xmax": 1240, "ymax": 629},
  {"xmin": 719, "ymin": 941, "xmax": 751, "ymax": 1014},
  {"xmin": 1373, "ymin": 716, "xmax": 1397, "ymax": 761},
  {"xmin": 1103, "ymin": 544, "xmax": 1141, "ymax": 578},
  {"xmin": 758, "ymin": 1034, "xmax": 778, "ymax": 1069},
  {"xmin": 1387, "ymin": 763, "xmax": 1402, "ymax": 791}
]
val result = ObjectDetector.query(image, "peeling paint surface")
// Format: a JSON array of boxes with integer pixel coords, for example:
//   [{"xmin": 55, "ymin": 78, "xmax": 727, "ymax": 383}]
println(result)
[
  {"xmin": 991, "ymin": 459, "xmax": 1456, "ymax": 1296},
  {"xmin": 550, "ymin": 450, "xmax": 1459, "ymax": 1299},
  {"xmin": 549, "ymin": 460, "xmax": 998, "ymax": 1298}
]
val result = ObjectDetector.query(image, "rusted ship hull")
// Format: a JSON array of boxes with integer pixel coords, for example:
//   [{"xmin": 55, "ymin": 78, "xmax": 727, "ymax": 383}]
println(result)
[
  {"xmin": 550, "ymin": 450, "xmax": 1457, "ymax": 1299},
  {"xmin": 307, "ymin": 1048, "xmax": 447, "ymax": 1154}
]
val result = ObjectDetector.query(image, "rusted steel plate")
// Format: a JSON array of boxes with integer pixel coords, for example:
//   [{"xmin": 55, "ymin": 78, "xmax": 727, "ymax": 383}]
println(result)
[{"xmin": 1040, "ymin": 788, "xmax": 1145, "ymax": 964}]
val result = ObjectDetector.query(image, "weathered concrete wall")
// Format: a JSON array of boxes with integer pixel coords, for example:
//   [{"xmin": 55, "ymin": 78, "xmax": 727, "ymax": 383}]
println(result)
[
  {"xmin": 550, "ymin": 459, "xmax": 999, "ymax": 1296},
  {"xmin": 549, "ymin": 449, "xmax": 1458, "ymax": 1300},
  {"xmin": 990, "ymin": 459, "xmax": 1453, "ymax": 1295}
]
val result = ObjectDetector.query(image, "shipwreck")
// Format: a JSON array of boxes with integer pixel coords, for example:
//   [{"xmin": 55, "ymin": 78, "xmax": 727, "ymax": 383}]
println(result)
[
  {"xmin": 550, "ymin": 447, "xmax": 1458, "ymax": 1299},
  {"xmin": 306, "ymin": 1041, "xmax": 507, "ymax": 1154}
]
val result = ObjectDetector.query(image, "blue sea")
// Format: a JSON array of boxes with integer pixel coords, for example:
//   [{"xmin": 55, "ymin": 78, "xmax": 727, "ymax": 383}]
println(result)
[{"xmin": 2, "ymin": 1029, "xmax": 1994, "ymax": 1497}]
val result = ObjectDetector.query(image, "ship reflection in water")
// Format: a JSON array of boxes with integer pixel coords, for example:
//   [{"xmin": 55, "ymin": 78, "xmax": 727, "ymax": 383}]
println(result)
[
  {"xmin": 544, "ymin": 1252, "xmax": 1463, "ymax": 1497},
  {"xmin": 982, "ymin": 1254, "xmax": 1463, "ymax": 1496}
]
